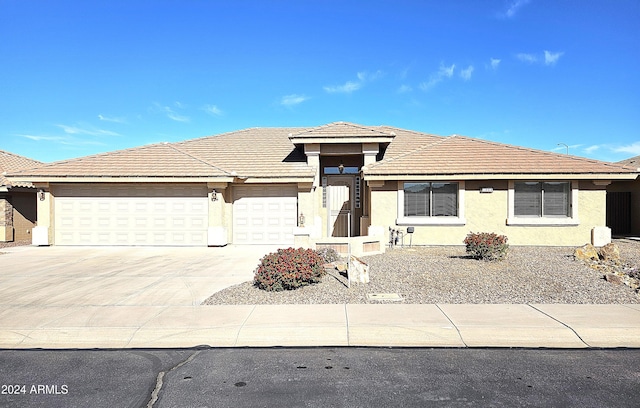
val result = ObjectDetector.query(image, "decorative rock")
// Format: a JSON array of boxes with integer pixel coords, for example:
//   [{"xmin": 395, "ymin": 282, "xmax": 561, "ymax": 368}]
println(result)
[
  {"xmin": 335, "ymin": 262, "xmax": 349, "ymax": 273},
  {"xmin": 598, "ymin": 243, "xmax": 621, "ymax": 264},
  {"xmin": 574, "ymin": 244, "xmax": 599, "ymax": 262},
  {"xmin": 349, "ymin": 255, "xmax": 370, "ymax": 284},
  {"xmin": 604, "ymin": 273, "xmax": 623, "ymax": 285}
]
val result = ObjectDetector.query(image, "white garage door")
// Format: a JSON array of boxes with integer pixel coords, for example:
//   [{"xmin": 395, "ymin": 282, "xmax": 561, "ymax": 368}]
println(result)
[
  {"xmin": 233, "ymin": 185, "xmax": 297, "ymax": 245},
  {"xmin": 54, "ymin": 184, "xmax": 208, "ymax": 246}
]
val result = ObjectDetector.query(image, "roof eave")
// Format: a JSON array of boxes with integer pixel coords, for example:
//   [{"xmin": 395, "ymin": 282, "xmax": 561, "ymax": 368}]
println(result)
[
  {"xmin": 289, "ymin": 136, "xmax": 395, "ymax": 145},
  {"xmin": 7, "ymin": 176, "xmax": 237, "ymax": 183},
  {"xmin": 363, "ymin": 172, "xmax": 639, "ymax": 181}
]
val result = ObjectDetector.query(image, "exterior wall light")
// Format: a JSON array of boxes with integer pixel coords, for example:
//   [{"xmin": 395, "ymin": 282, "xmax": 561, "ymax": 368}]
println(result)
[
  {"xmin": 211, "ymin": 189, "xmax": 218, "ymax": 201},
  {"xmin": 38, "ymin": 189, "xmax": 45, "ymax": 201}
]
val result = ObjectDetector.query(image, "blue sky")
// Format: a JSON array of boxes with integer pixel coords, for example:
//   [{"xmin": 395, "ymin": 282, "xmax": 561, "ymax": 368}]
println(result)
[{"xmin": 1, "ymin": 0, "xmax": 639, "ymax": 163}]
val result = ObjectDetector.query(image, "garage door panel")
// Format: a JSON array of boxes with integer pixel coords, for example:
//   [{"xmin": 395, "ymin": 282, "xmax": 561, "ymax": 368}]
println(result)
[
  {"xmin": 54, "ymin": 185, "xmax": 207, "ymax": 246},
  {"xmin": 233, "ymin": 185, "xmax": 297, "ymax": 245}
]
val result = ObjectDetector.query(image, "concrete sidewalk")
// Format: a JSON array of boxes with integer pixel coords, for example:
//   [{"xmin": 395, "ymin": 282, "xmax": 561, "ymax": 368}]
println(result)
[{"xmin": 1, "ymin": 303, "xmax": 639, "ymax": 349}]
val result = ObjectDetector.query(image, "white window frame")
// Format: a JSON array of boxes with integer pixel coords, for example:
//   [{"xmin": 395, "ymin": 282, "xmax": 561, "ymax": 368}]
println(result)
[
  {"xmin": 397, "ymin": 181, "xmax": 466, "ymax": 226},
  {"xmin": 507, "ymin": 180, "xmax": 579, "ymax": 226}
]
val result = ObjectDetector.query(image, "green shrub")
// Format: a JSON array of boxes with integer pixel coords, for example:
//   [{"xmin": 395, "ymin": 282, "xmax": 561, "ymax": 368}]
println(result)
[
  {"xmin": 254, "ymin": 247, "xmax": 326, "ymax": 291},
  {"xmin": 315, "ymin": 247, "xmax": 341, "ymax": 264},
  {"xmin": 463, "ymin": 232, "xmax": 509, "ymax": 261}
]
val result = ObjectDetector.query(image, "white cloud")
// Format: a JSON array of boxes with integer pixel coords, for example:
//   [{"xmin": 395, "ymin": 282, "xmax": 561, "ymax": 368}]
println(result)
[
  {"xmin": 612, "ymin": 141, "xmax": 640, "ymax": 155},
  {"xmin": 280, "ymin": 94, "xmax": 309, "ymax": 107},
  {"xmin": 324, "ymin": 81, "xmax": 361, "ymax": 94},
  {"xmin": 17, "ymin": 134, "xmax": 105, "ymax": 146},
  {"xmin": 490, "ymin": 58, "xmax": 501, "ymax": 69},
  {"xmin": 504, "ymin": 0, "xmax": 531, "ymax": 18},
  {"xmin": 583, "ymin": 145, "xmax": 601, "ymax": 154},
  {"xmin": 151, "ymin": 102, "xmax": 190, "ymax": 122},
  {"xmin": 203, "ymin": 104, "xmax": 224, "ymax": 116},
  {"xmin": 55, "ymin": 124, "xmax": 120, "ymax": 137},
  {"xmin": 324, "ymin": 70, "xmax": 383, "ymax": 94},
  {"xmin": 460, "ymin": 65, "xmax": 474, "ymax": 81},
  {"xmin": 420, "ymin": 63, "xmax": 455, "ymax": 91},
  {"xmin": 397, "ymin": 84, "xmax": 412, "ymax": 93},
  {"xmin": 357, "ymin": 70, "xmax": 384, "ymax": 82},
  {"xmin": 544, "ymin": 50, "xmax": 564, "ymax": 65},
  {"xmin": 166, "ymin": 112, "xmax": 190, "ymax": 122},
  {"xmin": 516, "ymin": 53, "xmax": 538, "ymax": 63},
  {"xmin": 516, "ymin": 51, "xmax": 564, "ymax": 66},
  {"xmin": 97, "ymin": 114, "xmax": 126, "ymax": 123}
]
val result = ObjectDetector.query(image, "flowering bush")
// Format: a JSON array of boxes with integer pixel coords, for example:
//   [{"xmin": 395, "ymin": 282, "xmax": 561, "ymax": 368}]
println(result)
[
  {"xmin": 254, "ymin": 247, "xmax": 326, "ymax": 291},
  {"xmin": 464, "ymin": 232, "xmax": 509, "ymax": 261}
]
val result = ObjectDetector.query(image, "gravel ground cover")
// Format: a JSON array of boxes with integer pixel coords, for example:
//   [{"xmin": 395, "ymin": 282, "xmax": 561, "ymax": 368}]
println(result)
[
  {"xmin": 204, "ymin": 239, "xmax": 640, "ymax": 305},
  {"xmin": 0, "ymin": 240, "xmax": 31, "ymax": 251}
]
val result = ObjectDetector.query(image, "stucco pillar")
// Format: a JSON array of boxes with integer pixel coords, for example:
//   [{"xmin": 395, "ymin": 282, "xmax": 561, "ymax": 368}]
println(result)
[
  {"xmin": 304, "ymin": 143, "xmax": 320, "ymax": 188},
  {"xmin": 32, "ymin": 185, "xmax": 51, "ymax": 245},
  {"xmin": 302, "ymin": 143, "xmax": 322, "ymax": 237},
  {"xmin": 207, "ymin": 182, "xmax": 229, "ymax": 246},
  {"xmin": 362, "ymin": 143, "xmax": 379, "ymax": 166}
]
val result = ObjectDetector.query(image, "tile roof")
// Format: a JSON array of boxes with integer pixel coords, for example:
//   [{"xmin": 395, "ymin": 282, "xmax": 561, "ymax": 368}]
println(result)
[
  {"xmin": 10, "ymin": 127, "xmax": 315, "ymax": 180},
  {"xmin": 176, "ymin": 127, "xmax": 315, "ymax": 178},
  {"xmin": 0, "ymin": 150, "xmax": 42, "ymax": 188},
  {"xmin": 7, "ymin": 123, "xmax": 637, "ymax": 181},
  {"xmin": 365, "ymin": 135, "xmax": 637, "ymax": 176},
  {"xmin": 617, "ymin": 155, "xmax": 640, "ymax": 170}
]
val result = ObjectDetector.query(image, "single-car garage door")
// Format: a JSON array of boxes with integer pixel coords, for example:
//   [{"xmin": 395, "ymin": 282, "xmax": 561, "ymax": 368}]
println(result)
[
  {"xmin": 233, "ymin": 185, "xmax": 297, "ymax": 245},
  {"xmin": 54, "ymin": 184, "xmax": 208, "ymax": 246}
]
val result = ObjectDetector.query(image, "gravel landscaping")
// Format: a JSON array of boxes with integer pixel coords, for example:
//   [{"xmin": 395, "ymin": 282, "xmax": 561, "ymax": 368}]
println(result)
[
  {"xmin": 0, "ymin": 240, "xmax": 31, "ymax": 250},
  {"xmin": 203, "ymin": 239, "xmax": 640, "ymax": 305}
]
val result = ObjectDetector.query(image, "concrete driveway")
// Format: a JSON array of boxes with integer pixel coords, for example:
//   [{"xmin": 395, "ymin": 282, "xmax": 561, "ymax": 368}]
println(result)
[{"xmin": 0, "ymin": 245, "xmax": 276, "ymax": 307}]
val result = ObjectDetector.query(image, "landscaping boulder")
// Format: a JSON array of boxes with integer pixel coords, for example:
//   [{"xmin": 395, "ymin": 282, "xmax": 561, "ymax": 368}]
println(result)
[
  {"xmin": 598, "ymin": 243, "xmax": 621, "ymax": 264},
  {"xmin": 349, "ymin": 255, "xmax": 370, "ymax": 284},
  {"xmin": 574, "ymin": 244, "xmax": 599, "ymax": 262}
]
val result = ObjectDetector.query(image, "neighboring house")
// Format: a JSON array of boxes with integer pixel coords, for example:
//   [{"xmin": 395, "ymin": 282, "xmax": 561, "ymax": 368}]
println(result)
[
  {"xmin": 607, "ymin": 155, "xmax": 640, "ymax": 236},
  {"xmin": 0, "ymin": 150, "xmax": 42, "ymax": 242},
  {"xmin": 8, "ymin": 122, "xmax": 638, "ymax": 251}
]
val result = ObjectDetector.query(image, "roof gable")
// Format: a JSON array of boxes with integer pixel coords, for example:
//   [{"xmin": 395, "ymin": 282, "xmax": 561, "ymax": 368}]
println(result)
[{"xmin": 289, "ymin": 121, "xmax": 395, "ymax": 144}]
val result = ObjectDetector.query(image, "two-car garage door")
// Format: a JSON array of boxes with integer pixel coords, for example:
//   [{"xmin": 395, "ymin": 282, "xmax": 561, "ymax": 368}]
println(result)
[
  {"xmin": 54, "ymin": 184, "xmax": 208, "ymax": 246},
  {"xmin": 53, "ymin": 183, "xmax": 298, "ymax": 246}
]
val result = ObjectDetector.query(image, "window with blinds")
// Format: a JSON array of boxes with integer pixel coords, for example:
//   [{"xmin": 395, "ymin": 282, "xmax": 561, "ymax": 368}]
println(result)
[
  {"xmin": 514, "ymin": 182, "xmax": 570, "ymax": 217},
  {"xmin": 404, "ymin": 182, "xmax": 458, "ymax": 217}
]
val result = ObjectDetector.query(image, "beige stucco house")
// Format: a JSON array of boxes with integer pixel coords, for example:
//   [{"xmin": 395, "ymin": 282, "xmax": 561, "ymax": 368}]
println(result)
[
  {"xmin": 8, "ymin": 122, "xmax": 638, "ymax": 252},
  {"xmin": 1, "ymin": 150, "xmax": 41, "ymax": 242}
]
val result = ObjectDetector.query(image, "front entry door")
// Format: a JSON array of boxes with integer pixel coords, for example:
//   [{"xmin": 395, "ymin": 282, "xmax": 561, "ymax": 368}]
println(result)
[{"xmin": 327, "ymin": 176, "xmax": 354, "ymax": 237}]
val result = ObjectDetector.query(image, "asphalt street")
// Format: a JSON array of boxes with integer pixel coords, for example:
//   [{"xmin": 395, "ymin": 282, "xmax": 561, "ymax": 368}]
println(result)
[{"xmin": 1, "ymin": 348, "xmax": 638, "ymax": 408}]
